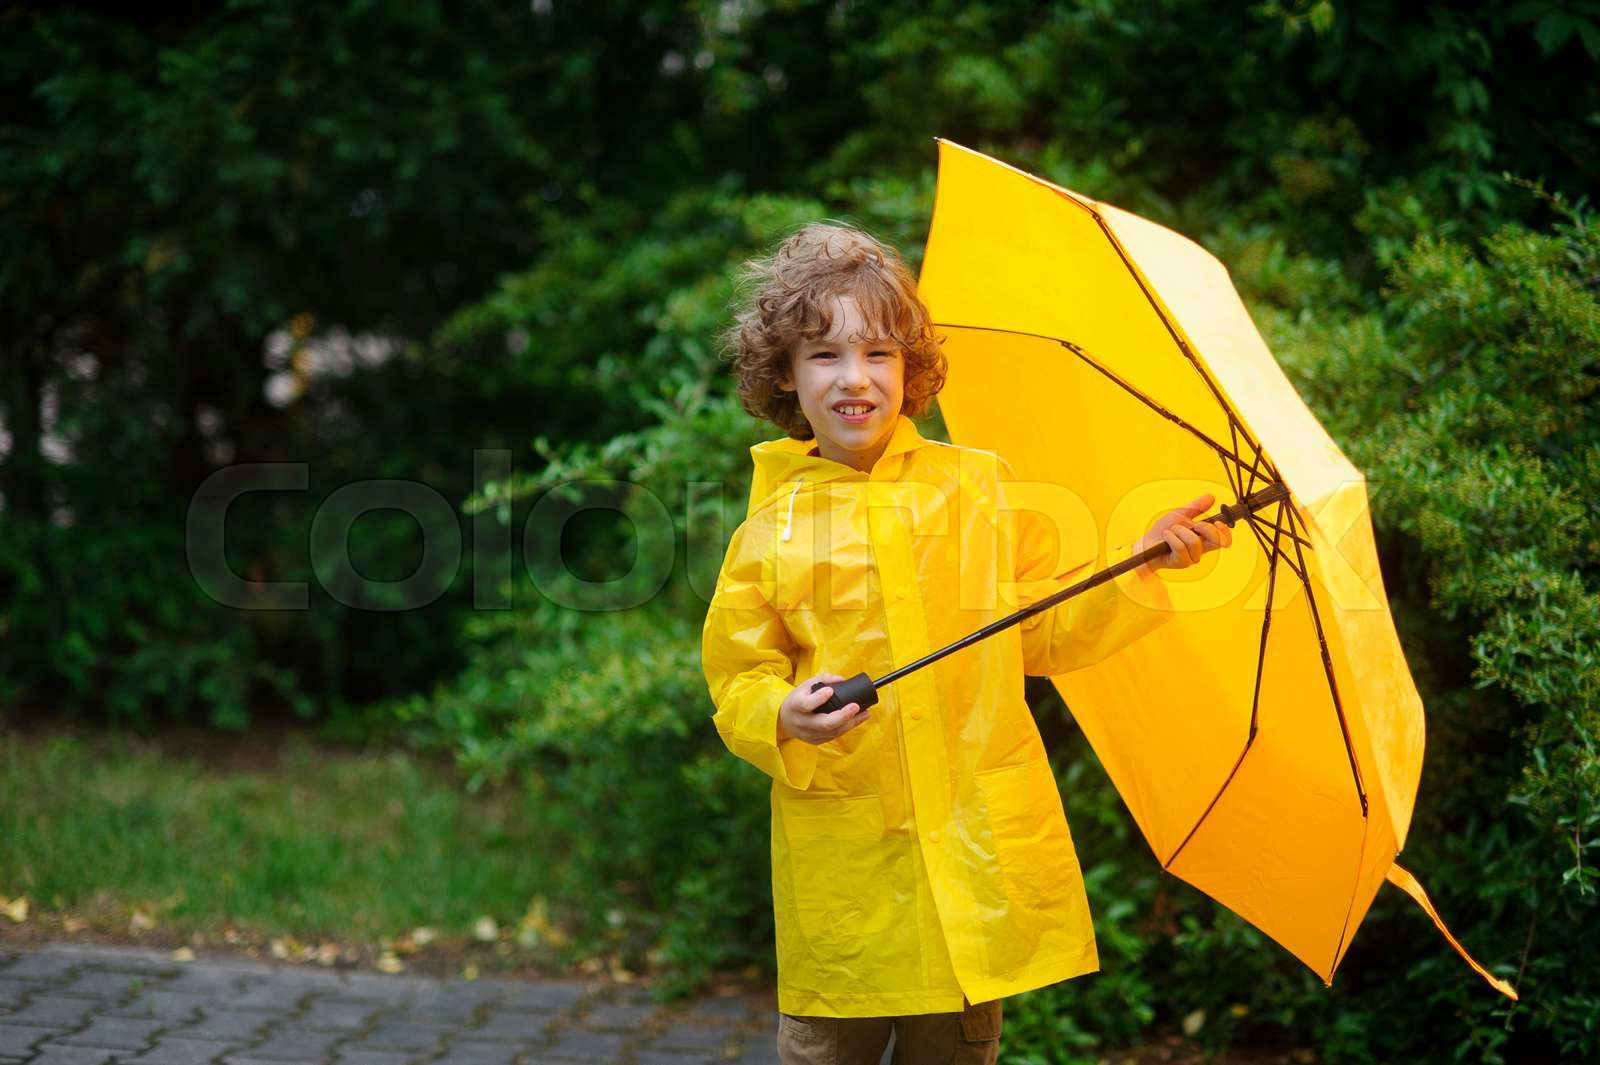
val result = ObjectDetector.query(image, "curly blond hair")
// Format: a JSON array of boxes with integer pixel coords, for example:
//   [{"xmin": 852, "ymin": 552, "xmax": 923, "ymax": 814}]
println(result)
[{"xmin": 720, "ymin": 221, "xmax": 947, "ymax": 440}]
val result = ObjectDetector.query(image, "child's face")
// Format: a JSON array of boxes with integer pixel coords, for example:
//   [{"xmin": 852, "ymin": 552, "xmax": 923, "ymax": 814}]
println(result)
[{"xmin": 778, "ymin": 294, "xmax": 905, "ymax": 472}]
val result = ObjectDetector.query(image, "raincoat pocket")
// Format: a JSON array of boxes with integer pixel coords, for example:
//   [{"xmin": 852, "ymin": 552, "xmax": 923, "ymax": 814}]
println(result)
[
  {"xmin": 781, "ymin": 795, "xmax": 889, "ymax": 945},
  {"xmin": 973, "ymin": 758, "xmax": 1079, "ymax": 912}
]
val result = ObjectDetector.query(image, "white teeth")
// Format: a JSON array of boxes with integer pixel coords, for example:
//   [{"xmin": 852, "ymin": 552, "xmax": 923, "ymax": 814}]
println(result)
[{"xmin": 835, "ymin": 405, "xmax": 872, "ymax": 415}]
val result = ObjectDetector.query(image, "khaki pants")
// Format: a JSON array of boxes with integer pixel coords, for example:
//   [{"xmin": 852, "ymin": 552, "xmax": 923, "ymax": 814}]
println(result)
[{"xmin": 776, "ymin": 996, "xmax": 1002, "ymax": 1065}]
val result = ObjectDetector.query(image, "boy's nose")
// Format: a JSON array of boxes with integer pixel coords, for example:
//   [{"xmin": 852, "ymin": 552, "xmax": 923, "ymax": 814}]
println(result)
[{"xmin": 839, "ymin": 355, "xmax": 870, "ymax": 386}]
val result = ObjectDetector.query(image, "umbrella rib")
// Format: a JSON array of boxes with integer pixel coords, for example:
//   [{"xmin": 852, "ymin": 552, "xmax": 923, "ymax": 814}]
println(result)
[
  {"xmin": 1237, "ymin": 500, "xmax": 1275, "ymax": 559},
  {"xmin": 1284, "ymin": 503, "xmax": 1370, "ymax": 817},
  {"xmin": 1082, "ymin": 207, "xmax": 1275, "ymax": 480},
  {"xmin": 1327, "ymin": 804, "xmax": 1374, "ymax": 984},
  {"xmin": 1253, "ymin": 514, "xmax": 1313, "ymax": 557},
  {"xmin": 1226, "ymin": 422, "xmax": 1245, "ymax": 500},
  {"xmin": 929, "ymin": 321, "xmax": 1272, "ymax": 481},
  {"xmin": 1060, "ymin": 338, "xmax": 1271, "ymax": 484},
  {"xmin": 1160, "ymin": 500, "xmax": 1286, "ymax": 870}
]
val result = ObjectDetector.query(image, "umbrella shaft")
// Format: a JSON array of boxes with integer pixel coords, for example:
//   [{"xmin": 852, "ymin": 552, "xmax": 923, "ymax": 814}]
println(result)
[
  {"xmin": 874, "ymin": 484, "xmax": 1286, "ymax": 689},
  {"xmin": 875, "ymin": 543, "xmax": 1153, "ymax": 688}
]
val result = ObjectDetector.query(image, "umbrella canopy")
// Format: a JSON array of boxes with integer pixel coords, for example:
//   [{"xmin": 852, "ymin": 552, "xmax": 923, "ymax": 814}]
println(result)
[{"xmin": 916, "ymin": 137, "xmax": 1516, "ymax": 999}]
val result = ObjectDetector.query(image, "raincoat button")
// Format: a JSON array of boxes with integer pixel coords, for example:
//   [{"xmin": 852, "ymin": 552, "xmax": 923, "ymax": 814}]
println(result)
[
  {"xmin": 911, "ymin": 708, "xmax": 924, "ymax": 721},
  {"xmin": 928, "ymin": 831, "xmax": 940, "ymax": 843},
  {"xmin": 894, "ymin": 586, "xmax": 908, "ymax": 600}
]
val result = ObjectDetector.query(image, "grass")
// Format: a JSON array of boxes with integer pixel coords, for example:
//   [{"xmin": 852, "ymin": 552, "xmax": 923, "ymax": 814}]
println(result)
[{"xmin": 0, "ymin": 725, "xmax": 585, "ymax": 980}]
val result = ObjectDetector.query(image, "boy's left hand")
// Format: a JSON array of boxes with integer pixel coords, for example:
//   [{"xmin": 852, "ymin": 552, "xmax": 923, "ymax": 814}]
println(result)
[{"xmin": 1133, "ymin": 493, "xmax": 1233, "ymax": 576}]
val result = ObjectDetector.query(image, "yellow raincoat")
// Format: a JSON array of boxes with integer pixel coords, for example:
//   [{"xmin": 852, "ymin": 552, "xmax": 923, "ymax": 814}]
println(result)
[{"xmin": 701, "ymin": 414, "xmax": 1176, "ymax": 1016}]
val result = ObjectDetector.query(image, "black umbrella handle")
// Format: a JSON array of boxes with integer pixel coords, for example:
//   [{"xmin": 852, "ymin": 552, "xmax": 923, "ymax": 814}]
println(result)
[
  {"xmin": 807, "ymin": 483, "xmax": 1287, "ymax": 714},
  {"xmin": 809, "ymin": 672, "xmax": 880, "ymax": 716}
]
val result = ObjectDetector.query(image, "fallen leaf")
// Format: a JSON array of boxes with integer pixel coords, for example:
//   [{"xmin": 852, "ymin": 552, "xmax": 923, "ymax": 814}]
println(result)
[
  {"xmin": 129, "ymin": 909, "xmax": 156, "ymax": 932},
  {"xmin": 1181, "ymin": 1008, "xmax": 1206, "ymax": 1037},
  {"xmin": 516, "ymin": 897, "xmax": 571, "ymax": 949},
  {"xmin": 1, "ymin": 896, "xmax": 29, "ymax": 923},
  {"xmin": 376, "ymin": 951, "xmax": 404, "ymax": 974},
  {"xmin": 62, "ymin": 916, "xmax": 87, "ymax": 933},
  {"xmin": 171, "ymin": 947, "xmax": 196, "ymax": 962},
  {"xmin": 473, "ymin": 916, "xmax": 498, "ymax": 942}
]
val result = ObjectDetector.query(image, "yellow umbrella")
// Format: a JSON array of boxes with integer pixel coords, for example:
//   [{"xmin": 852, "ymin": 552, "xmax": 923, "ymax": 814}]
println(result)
[{"xmin": 914, "ymin": 137, "xmax": 1517, "ymax": 1000}]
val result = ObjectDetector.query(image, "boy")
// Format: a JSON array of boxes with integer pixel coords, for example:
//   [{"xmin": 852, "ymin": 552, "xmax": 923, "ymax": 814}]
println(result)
[{"xmin": 702, "ymin": 222, "xmax": 1230, "ymax": 1065}]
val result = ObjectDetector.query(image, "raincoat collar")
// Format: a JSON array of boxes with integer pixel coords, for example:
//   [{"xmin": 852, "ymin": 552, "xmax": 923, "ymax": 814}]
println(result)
[{"xmin": 745, "ymin": 415, "xmax": 932, "ymax": 520}]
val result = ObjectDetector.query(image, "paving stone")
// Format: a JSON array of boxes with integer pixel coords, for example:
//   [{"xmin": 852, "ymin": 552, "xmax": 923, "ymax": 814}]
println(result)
[
  {"xmin": 348, "ymin": 1020, "xmax": 451, "ymax": 1053},
  {"xmin": 413, "ymin": 981, "xmax": 506, "ymax": 1006},
  {"xmin": 0, "ymin": 1023, "xmax": 61, "ymax": 1057},
  {"xmin": 492, "ymin": 984, "xmax": 587, "ymax": 1013},
  {"xmin": 52, "ymin": 1014, "xmax": 167, "ymax": 1050},
  {"xmin": 456, "ymin": 1010, "xmax": 555, "ymax": 1043},
  {"xmin": 541, "ymin": 1028, "xmax": 632, "ymax": 1062},
  {"xmin": 236, "ymin": 1027, "xmax": 350, "ymax": 1060},
  {"xmin": 0, "ymin": 978, "xmax": 34, "ymax": 1010},
  {"xmin": 327, "ymin": 974, "xmax": 427, "ymax": 1005},
  {"xmin": 252, "ymin": 969, "xmax": 348, "ymax": 994},
  {"xmin": 727, "ymin": 1039, "xmax": 782, "ymax": 1065},
  {"xmin": 118, "ymin": 1035, "xmax": 248, "ymax": 1064},
  {"xmin": 228, "ymin": 982, "xmax": 314, "ymax": 1014},
  {"xmin": 400, "ymin": 985, "xmax": 499, "ymax": 1017},
  {"xmin": 397, "ymin": 997, "xmax": 483, "ymax": 1026},
  {"xmin": 53, "ymin": 969, "xmax": 155, "ymax": 1002},
  {"xmin": 172, "ymin": 1010, "xmax": 276, "ymax": 1043},
  {"xmin": 579, "ymin": 1001, "xmax": 656, "ymax": 1030},
  {"xmin": 603, "ymin": 987, "xmax": 657, "ymax": 1007},
  {"xmin": 105, "ymin": 988, "xmax": 212, "ymax": 1022},
  {"xmin": 2, "ymin": 994, "xmax": 99, "ymax": 1028},
  {"xmin": 24, "ymin": 946, "xmax": 180, "ymax": 976},
  {"xmin": 683, "ymin": 996, "xmax": 761, "ymax": 1022},
  {"xmin": 0, "ymin": 953, "xmax": 80, "ymax": 982},
  {"xmin": 653, "ymin": 1022, "xmax": 738, "ymax": 1053},
  {"xmin": 25, "ymin": 1044, "xmax": 122, "ymax": 1065},
  {"xmin": 426, "ymin": 1041, "xmax": 529, "ymax": 1065},
  {"xmin": 158, "ymin": 969, "xmax": 257, "ymax": 999},
  {"xmin": 296, "ymin": 997, "xmax": 388, "ymax": 1031},
  {"xmin": 219, "ymin": 1057, "xmax": 324, "ymax": 1065},
  {"xmin": 633, "ymin": 1053, "xmax": 720, "ymax": 1065},
  {"xmin": 330, "ymin": 1051, "xmax": 418, "ymax": 1065}
]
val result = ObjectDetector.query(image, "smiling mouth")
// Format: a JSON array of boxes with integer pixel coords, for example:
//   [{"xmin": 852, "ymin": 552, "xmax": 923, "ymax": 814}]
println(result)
[{"xmin": 833, "ymin": 403, "xmax": 876, "ymax": 416}]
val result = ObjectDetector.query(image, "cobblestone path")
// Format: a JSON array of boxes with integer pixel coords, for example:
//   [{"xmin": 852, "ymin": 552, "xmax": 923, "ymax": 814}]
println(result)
[{"xmin": 0, "ymin": 943, "xmax": 790, "ymax": 1065}]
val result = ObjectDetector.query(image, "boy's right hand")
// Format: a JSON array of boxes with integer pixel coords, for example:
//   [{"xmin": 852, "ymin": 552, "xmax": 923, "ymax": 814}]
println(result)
[{"xmin": 778, "ymin": 672, "xmax": 870, "ymax": 746}]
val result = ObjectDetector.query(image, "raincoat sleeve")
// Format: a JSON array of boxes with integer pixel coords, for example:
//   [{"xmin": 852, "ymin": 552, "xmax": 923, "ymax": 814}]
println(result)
[
  {"xmin": 700, "ymin": 523, "xmax": 820, "ymax": 791},
  {"xmin": 1005, "ymin": 477, "xmax": 1176, "ymax": 678}
]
